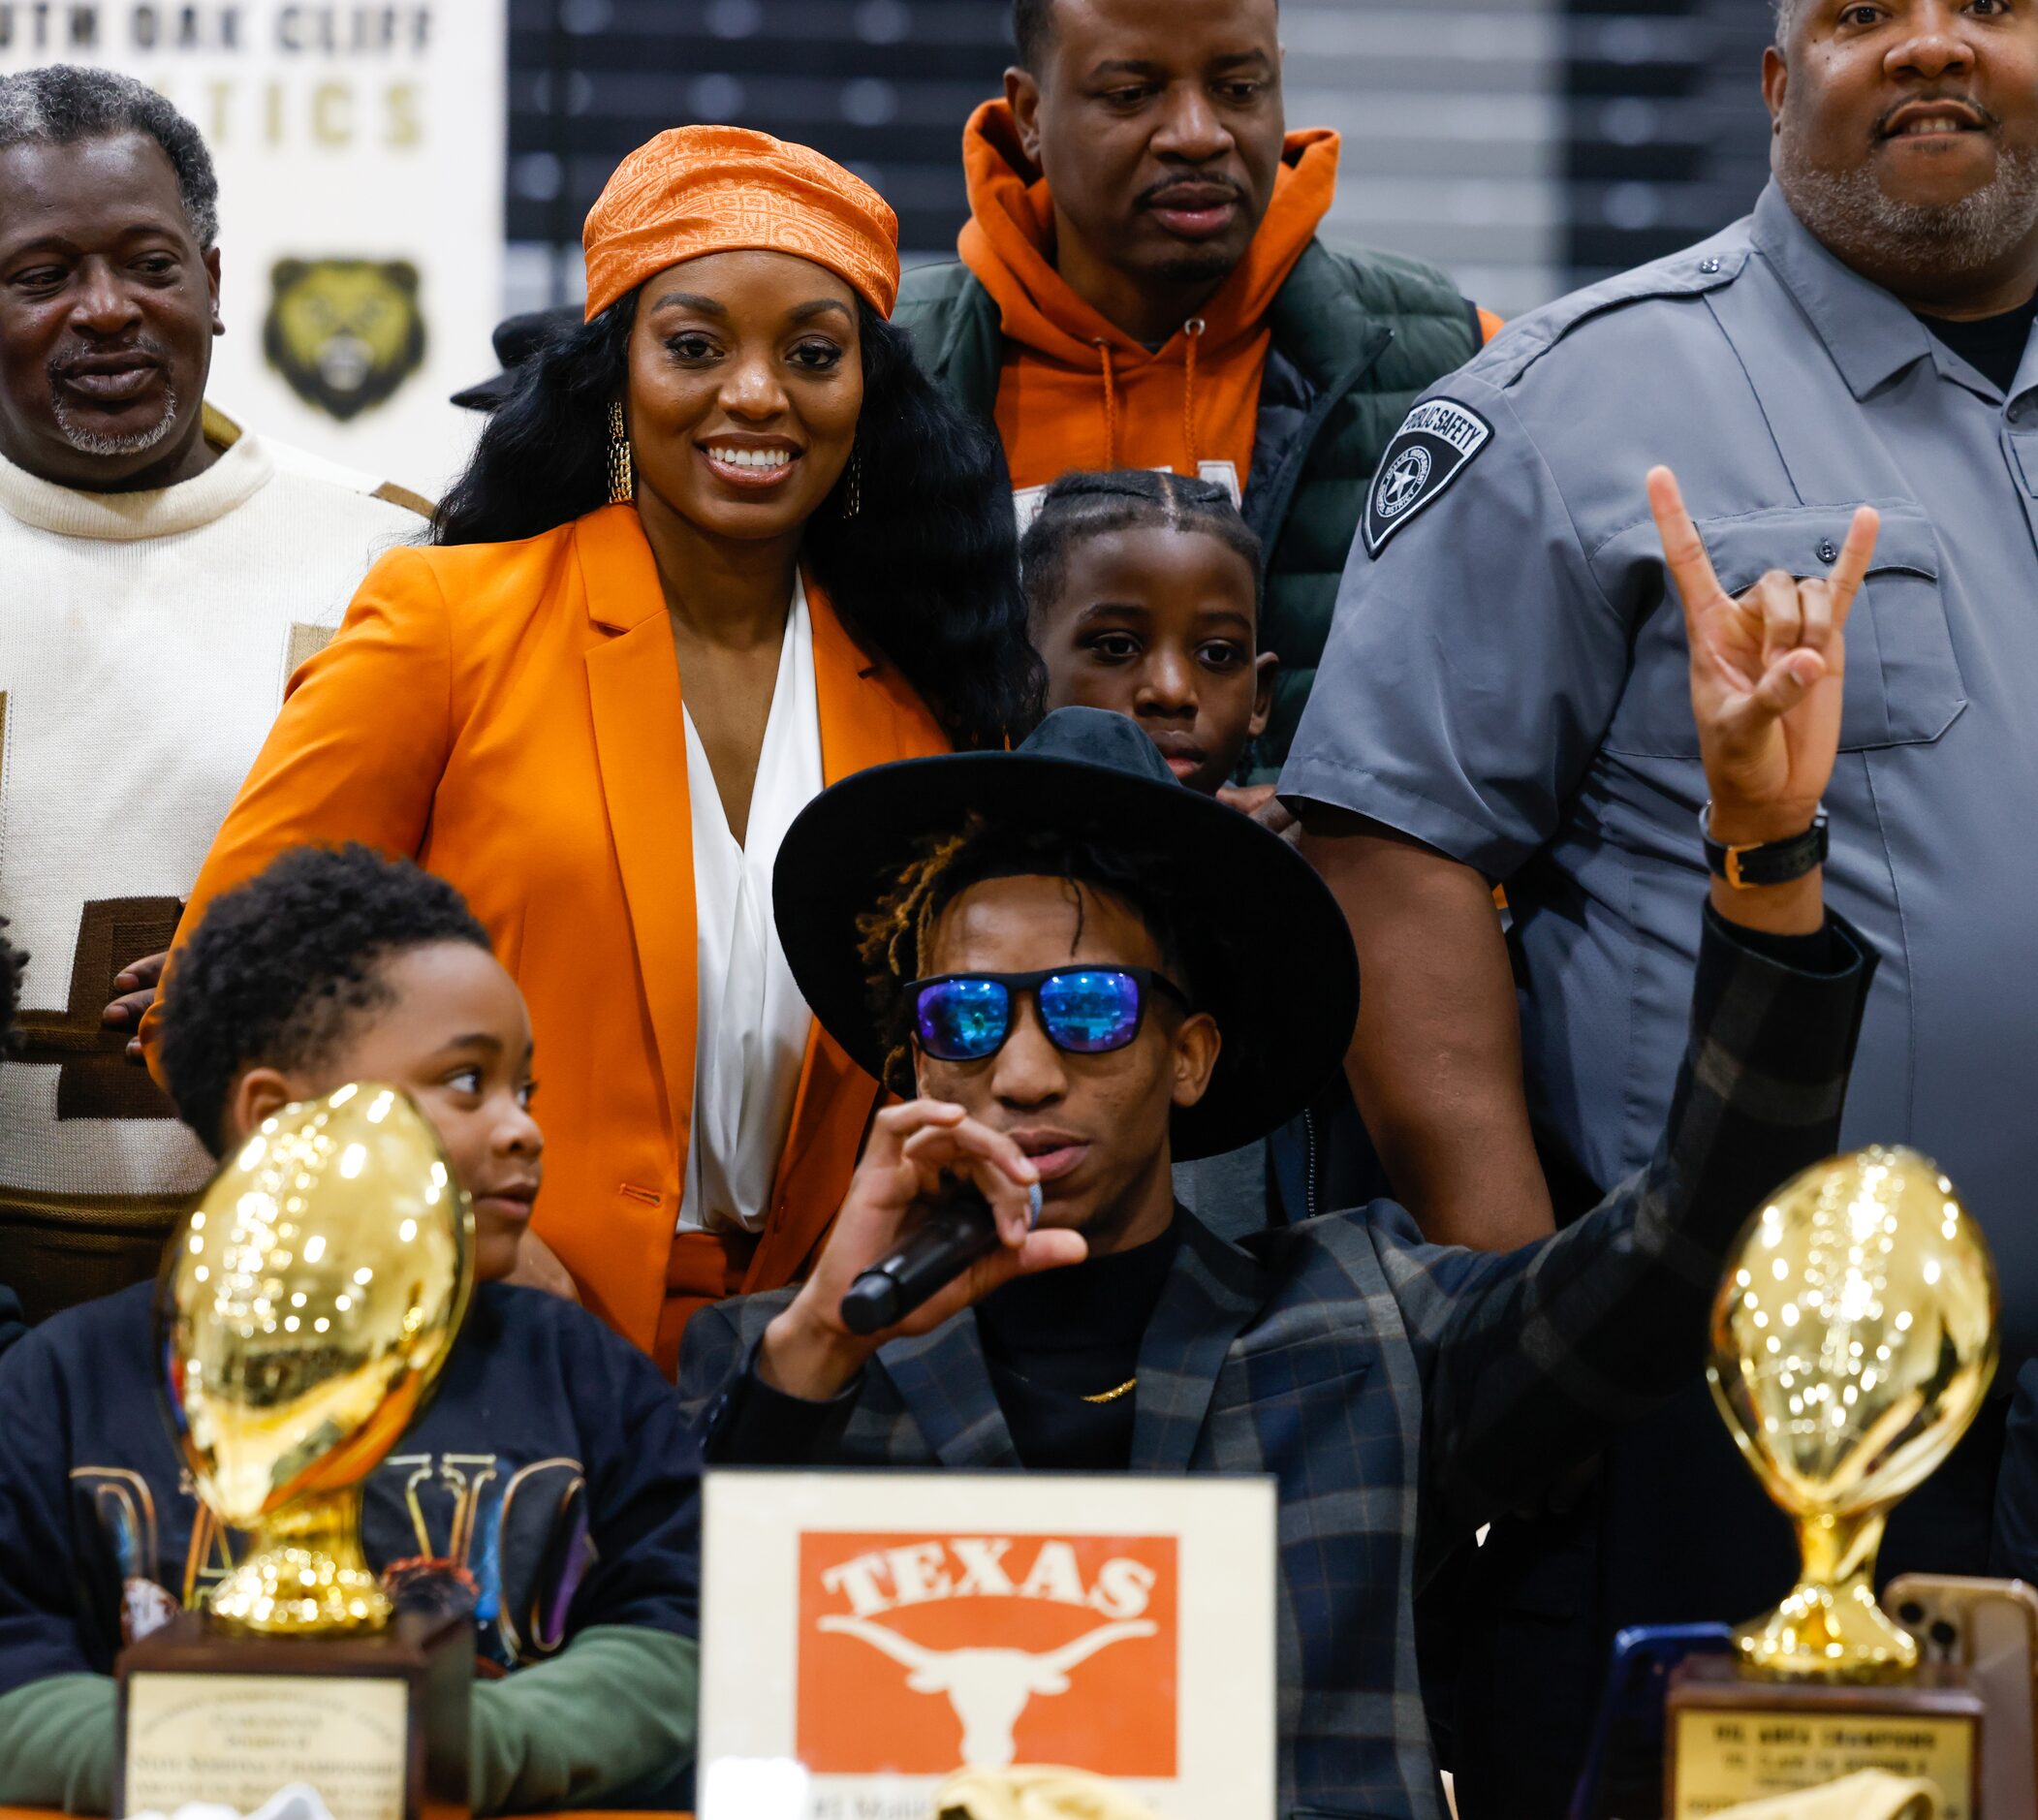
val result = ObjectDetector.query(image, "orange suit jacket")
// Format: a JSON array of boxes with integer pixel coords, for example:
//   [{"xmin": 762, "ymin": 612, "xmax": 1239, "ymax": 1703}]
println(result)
[{"xmin": 142, "ymin": 503, "xmax": 947, "ymax": 1356}]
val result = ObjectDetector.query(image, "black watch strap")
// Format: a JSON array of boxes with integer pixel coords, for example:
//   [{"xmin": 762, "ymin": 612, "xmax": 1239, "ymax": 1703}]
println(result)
[{"xmin": 1701, "ymin": 804, "xmax": 1830, "ymax": 889}]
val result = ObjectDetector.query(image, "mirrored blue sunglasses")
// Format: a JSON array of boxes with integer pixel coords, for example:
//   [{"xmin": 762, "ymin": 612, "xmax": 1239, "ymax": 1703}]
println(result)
[{"xmin": 908, "ymin": 967, "xmax": 1193, "ymax": 1063}]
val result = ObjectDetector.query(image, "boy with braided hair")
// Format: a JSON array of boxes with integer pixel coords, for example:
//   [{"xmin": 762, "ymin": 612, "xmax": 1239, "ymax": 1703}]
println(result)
[
  {"xmin": 1023, "ymin": 471, "xmax": 1371, "ymax": 1228},
  {"xmin": 1024, "ymin": 470, "xmax": 1274, "ymax": 807}
]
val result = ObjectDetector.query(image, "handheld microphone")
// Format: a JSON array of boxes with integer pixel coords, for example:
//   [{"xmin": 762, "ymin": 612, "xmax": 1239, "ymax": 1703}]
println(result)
[{"xmin": 838, "ymin": 1179, "xmax": 1044, "ymax": 1336}]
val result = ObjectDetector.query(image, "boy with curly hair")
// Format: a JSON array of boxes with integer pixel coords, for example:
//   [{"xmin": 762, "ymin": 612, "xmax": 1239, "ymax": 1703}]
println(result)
[{"xmin": 0, "ymin": 846, "xmax": 700, "ymax": 1813}]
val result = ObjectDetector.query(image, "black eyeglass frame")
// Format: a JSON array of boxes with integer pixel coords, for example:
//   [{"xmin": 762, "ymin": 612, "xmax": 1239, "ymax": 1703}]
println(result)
[{"xmin": 905, "ymin": 965, "xmax": 1195, "ymax": 1061}]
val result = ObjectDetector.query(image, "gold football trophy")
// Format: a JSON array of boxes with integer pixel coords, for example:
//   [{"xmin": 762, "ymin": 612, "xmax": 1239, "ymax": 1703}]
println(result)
[
  {"xmin": 1667, "ymin": 1146, "xmax": 1999, "ymax": 1820},
  {"xmin": 115, "ymin": 1083, "xmax": 475, "ymax": 1820}
]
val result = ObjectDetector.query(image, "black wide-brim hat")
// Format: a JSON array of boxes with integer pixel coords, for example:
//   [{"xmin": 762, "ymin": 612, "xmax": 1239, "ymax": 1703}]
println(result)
[
  {"xmin": 771, "ymin": 707, "xmax": 1360, "ymax": 1161},
  {"xmin": 449, "ymin": 305, "xmax": 581, "ymax": 411}
]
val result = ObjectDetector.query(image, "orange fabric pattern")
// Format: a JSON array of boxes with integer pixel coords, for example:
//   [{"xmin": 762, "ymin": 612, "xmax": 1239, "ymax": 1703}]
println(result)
[
  {"xmin": 140, "ymin": 505, "xmax": 946, "ymax": 1365},
  {"xmin": 583, "ymin": 125, "xmax": 900, "ymax": 321},
  {"xmin": 956, "ymin": 101, "xmax": 1336, "ymax": 493}
]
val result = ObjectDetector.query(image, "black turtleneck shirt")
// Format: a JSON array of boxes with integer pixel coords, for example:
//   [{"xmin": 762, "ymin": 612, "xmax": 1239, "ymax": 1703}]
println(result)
[
  {"xmin": 974, "ymin": 1216, "xmax": 1182, "ymax": 1471},
  {"xmin": 711, "ymin": 1215, "xmax": 1184, "ymax": 1472}
]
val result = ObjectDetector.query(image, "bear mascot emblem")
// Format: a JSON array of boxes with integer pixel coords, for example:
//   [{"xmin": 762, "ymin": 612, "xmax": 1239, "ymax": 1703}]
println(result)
[{"xmin": 264, "ymin": 259, "xmax": 427, "ymax": 422}]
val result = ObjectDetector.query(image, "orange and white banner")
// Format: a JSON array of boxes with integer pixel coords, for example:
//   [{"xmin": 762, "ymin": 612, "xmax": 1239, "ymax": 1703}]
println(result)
[{"xmin": 700, "ymin": 1470, "xmax": 1277, "ymax": 1820}]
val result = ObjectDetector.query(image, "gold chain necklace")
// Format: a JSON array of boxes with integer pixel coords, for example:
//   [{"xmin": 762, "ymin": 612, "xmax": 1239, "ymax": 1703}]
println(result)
[{"xmin": 1080, "ymin": 1377, "xmax": 1138, "ymax": 1405}]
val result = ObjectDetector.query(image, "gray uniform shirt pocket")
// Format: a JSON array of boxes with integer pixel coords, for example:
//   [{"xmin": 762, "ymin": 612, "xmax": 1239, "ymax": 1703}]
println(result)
[{"xmin": 1600, "ymin": 499, "xmax": 1964, "ymax": 757}]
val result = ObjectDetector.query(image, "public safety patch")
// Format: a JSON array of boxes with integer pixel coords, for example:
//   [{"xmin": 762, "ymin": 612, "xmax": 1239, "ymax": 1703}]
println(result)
[{"xmin": 1364, "ymin": 398, "xmax": 1492, "ymax": 557}]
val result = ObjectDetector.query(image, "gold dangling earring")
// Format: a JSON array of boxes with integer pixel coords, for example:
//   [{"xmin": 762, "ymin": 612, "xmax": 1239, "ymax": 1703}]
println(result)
[
  {"xmin": 843, "ymin": 445, "xmax": 862, "ymax": 518},
  {"xmin": 607, "ymin": 399, "xmax": 634, "ymax": 505}
]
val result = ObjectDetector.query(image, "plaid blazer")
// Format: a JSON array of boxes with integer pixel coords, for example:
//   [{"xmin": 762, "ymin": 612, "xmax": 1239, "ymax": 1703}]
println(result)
[{"xmin": 677, "ymin": 912, "xmax": 1873, "ymax": 1820}]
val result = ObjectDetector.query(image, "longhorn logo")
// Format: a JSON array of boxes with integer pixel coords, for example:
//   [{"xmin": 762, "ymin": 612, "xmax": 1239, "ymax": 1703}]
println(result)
[
  {"xmin": 796, "ymin": 1531, "xmax": 1177, "ymax": 1775},
  {"xmin": 816, "ymin": 1614, "xmax": 1159, "ymax": 1768}
]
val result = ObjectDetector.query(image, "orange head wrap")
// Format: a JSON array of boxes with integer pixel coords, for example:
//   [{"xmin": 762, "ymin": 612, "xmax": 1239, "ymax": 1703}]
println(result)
[{"xmin": 582, "ymin": 125, "xmax": 900, "ymax": 323}]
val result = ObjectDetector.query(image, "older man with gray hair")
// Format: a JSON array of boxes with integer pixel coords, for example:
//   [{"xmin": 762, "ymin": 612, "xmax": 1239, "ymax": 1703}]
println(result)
[
  {"xmin": 1280, "ymin": 0, "xmax": 2038, "ymax": 1811},
  {"xmin": 0, "ymin": 66, "xmax": 430, "ymax": 1324}
]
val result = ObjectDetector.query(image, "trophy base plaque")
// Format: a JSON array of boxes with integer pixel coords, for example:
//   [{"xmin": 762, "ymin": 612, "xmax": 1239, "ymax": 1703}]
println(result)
[
  {"xmin": 1665, "ymin": 1655, "xmax": 1981, "ymax": 1820},
  {"xmin": 114, "ymin": 1610, "xmax": 471, "ymax": 1820}
]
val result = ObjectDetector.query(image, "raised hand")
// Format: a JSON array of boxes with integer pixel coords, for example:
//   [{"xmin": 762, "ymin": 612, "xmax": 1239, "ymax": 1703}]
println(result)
[{"xmin": 1646, "ymin": 466, "xmax": 1875, "ymax": 851}]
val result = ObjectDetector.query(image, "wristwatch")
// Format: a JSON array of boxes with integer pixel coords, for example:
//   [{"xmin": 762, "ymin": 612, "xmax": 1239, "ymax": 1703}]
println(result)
[{"xmin": 1701, "ymin": 803, "xmax": 1829, "ymax": 889}]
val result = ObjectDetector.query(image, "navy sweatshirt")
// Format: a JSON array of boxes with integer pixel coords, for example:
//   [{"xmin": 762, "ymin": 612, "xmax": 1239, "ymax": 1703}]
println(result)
[{"xmin": 0, "ymin": 1280, "xmax": 700, "ymax": 1692}]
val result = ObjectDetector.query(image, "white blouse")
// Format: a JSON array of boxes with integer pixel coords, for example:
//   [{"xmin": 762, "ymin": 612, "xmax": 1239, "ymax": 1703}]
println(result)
[{"xmin": 676, "ymin": 580, "xmax": 824, "ymax": 1235}]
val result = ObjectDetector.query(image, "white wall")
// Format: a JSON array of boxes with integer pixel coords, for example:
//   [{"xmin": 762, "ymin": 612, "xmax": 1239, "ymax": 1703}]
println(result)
[{"xmin": 1283, "ymin": 0, "xmax": 1563, "ymax": 319}]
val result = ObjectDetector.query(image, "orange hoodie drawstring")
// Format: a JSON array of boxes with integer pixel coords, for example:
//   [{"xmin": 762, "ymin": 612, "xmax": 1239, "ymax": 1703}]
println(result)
[
  {"xmin": 1092, "ymin": 338, "xmax": 1121, "ymax": 468},
  {"xmin": 1095, "ymin": 324, "xmax": 1204, "ymax": 473}
]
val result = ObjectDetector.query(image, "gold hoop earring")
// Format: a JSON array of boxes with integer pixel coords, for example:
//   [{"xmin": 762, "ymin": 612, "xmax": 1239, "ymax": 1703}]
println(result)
[{"xmin": 607, "ymin": 399, "xmax": 634, "ymax": 505}]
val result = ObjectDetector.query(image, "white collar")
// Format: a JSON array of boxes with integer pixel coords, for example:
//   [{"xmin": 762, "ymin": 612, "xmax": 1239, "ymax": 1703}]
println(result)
[{"xmin": 0, "ymin": 408, "xmax": 274, "ymax": 543}]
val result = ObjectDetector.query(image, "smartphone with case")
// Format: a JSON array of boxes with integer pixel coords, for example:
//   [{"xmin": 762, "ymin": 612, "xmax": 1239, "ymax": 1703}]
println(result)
[
  {"xmin": 1568, "ymin": 1622, "xmax": 1734, "ymax": 1820},
  {"xmin": 1886, "ymin": 1574, "xmax": 2038, "ymax": 1819}
]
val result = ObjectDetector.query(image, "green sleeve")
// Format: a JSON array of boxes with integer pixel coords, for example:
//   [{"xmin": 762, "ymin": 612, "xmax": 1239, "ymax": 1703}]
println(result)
[
  {"xmin": 0, "ymin": 1673, "xmax": 116, "ymax": 1812},
  {"xmin": 0, "ymin": 1632, "xmax": 698, "ymax": 1816},
  {"xmin": 467, "ymin": 1625, "xmax": 698, "ymax": 1814}
]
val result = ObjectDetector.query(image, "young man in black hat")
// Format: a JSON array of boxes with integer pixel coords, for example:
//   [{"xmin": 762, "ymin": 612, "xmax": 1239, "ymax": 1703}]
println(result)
[{"xmin": 677, "ymin": 473, "xmax": 1882, "ymax": 1820}]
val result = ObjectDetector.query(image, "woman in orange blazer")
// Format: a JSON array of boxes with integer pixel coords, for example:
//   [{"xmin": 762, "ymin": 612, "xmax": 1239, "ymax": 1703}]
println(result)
[{"xmin": 141, "ymin": 129, "xmax": 1039, "ymax": 1373}]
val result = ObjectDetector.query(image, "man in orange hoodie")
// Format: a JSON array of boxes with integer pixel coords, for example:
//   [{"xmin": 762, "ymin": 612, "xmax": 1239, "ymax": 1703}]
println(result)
[{"xmin": 897, "ymin": 0, "xmax": 1500, "ymax": 780}]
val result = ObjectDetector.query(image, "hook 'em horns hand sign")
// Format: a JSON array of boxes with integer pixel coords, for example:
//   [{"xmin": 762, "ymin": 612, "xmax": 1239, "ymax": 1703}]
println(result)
[{"xmin": 1647, "ymin": 465, "xmax": 1878, "ymax": 857}]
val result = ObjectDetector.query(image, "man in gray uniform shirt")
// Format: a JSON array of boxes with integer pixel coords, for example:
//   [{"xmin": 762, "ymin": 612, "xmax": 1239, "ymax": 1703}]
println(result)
[{"xmin": 1281, "ymin": 3, "xmax": 2038, "ymax": 1811}]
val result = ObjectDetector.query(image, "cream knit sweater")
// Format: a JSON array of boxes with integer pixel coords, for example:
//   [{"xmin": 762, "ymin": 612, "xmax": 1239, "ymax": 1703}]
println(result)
[{"xmin": 0, "ymin": 414, "xmax": 429, "ymax": 1234}]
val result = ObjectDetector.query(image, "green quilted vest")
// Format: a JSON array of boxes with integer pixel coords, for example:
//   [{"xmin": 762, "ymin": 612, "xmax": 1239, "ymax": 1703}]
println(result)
[{"xmin": 894, "ymin": 239, "xmax": 1482, "ymax": 778}]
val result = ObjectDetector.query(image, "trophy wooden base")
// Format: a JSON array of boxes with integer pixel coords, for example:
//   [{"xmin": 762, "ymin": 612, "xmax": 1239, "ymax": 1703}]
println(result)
[
  {"xmin": 114, "ymin": 1609, "xmax": 470, "ymax": 1820},
  {"xmin": 1665, "ymin": 1655, "xmax": 1982, "ymax": 1820}
]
